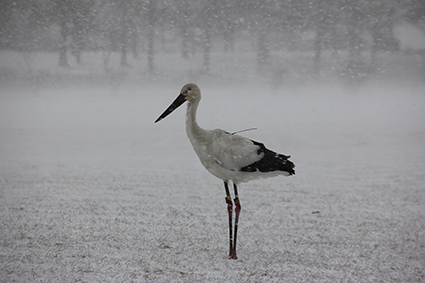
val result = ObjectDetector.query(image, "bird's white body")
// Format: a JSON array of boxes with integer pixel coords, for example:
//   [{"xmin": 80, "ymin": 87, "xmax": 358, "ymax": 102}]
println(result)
[{"xmin": 185, "ymin": 99, "xmax": 290, "ymax": 184}]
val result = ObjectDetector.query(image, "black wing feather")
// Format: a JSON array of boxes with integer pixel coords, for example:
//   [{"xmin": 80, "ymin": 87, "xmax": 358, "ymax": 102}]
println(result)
[{"xmin": 239, "ymin": 140, "xmax": 295, "ymax": 175}]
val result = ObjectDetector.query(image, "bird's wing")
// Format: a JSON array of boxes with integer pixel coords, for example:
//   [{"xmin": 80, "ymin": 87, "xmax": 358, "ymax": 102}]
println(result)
[{"xmin": 211, "ymin": 131, "xmax": 264, "ymax": 171}]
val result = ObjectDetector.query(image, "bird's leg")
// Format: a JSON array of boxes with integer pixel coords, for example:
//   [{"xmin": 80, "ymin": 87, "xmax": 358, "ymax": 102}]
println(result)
[
  {"xmin": 224, "ymin": 181, "xmax": 233, "ymax": 258},
  {"xmin": 231, "ymin": 183, "xmax": 241, "ymax": 259}
]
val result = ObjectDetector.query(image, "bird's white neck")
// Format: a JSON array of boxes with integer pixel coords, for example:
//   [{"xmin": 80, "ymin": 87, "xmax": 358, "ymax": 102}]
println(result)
[{"xmin": 186, "ymin": 99, "xmax": 207, "ymax": 143}]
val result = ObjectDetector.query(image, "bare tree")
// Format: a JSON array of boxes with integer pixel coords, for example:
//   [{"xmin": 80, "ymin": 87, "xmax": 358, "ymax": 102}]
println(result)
[
  {"xmin": 147, "ymin": 0, "xmax": 156, "ymax": 73},
  {"xmin": 70, "ymin": 0, "xmax": 95, "ymax": 64}
]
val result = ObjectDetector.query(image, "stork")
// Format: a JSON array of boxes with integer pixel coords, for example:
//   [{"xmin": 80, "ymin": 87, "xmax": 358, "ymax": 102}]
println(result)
[{"xmin": 155, "ymin": 83, "xmax": 295, "ymax": 259}]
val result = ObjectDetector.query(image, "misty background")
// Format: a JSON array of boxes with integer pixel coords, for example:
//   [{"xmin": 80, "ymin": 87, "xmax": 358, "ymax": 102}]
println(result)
[
  {"xmin": 1, "ymin": 1, "xmax": 425, "ymax": 282},
  {"xmin": 1, "ymin": 0, "xmax": 424, "ymax": 87}
]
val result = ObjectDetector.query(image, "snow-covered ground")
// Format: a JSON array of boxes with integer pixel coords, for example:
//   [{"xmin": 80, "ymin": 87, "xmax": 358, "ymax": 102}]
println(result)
[{"xmin": 1, "ymin": 75, "xmax": 425, "ymax": 281}]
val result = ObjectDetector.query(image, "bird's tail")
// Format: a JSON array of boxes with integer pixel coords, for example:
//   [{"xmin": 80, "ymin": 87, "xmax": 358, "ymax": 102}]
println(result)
[{"xmin": 240, "ymin": 140, "xmax": 295, "ymax": 175}]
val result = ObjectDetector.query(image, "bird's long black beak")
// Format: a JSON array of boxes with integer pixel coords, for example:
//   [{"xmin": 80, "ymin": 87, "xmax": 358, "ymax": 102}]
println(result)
[{"xmin": 155, "ymin": 94, "xmax": 186, "ymax": 123}]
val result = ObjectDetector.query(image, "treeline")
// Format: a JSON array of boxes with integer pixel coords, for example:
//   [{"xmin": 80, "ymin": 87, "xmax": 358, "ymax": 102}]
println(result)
[{"xmin": 1, "ymin": 0, "xmax": 424, "ymax": 74}]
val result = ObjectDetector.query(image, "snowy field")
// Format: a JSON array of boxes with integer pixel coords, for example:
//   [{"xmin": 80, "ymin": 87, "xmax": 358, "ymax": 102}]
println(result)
[{"xmin": 1, "ymin": 72, "xmax": 425, "ymax": 281}]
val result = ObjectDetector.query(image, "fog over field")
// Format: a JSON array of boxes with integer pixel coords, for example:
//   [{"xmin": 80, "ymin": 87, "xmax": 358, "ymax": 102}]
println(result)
[{"xmin": 1, "ymin": 1, "xmax": 425, "ymax": 282}]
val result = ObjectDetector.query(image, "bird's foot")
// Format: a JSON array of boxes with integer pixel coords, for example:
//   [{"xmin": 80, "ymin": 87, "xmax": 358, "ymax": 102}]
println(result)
[{"xmin": 228, "ymin": 253, "xmax": 238, "ymax": 259}]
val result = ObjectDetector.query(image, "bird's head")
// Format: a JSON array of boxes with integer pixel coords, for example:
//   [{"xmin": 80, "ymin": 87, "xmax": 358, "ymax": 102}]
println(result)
[
  {"xmin": 180, "ymin": 83, "xmax": 200, "ymax": 102},
  {"xmin": 155, "ymin": 83, "xmax": 200, "ymax": 123}
]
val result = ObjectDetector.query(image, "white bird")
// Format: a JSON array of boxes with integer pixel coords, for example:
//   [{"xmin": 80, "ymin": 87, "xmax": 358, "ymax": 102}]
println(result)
[{"xmin": 155, "ymin": 83, "xmax": 295, "ymax": 259}]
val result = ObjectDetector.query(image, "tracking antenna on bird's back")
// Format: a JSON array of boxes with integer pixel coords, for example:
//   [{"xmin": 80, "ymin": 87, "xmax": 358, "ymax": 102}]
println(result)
[{"xmin": 231, "ymin": 128, "xmax": 258, "ymax": 135}]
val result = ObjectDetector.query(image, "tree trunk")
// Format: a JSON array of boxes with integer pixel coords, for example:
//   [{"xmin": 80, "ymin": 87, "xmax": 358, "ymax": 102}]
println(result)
[
  {"xmin": 148, "ymin": 27, "xmax": 154, "ymax": 73},
  {"xmin": 257, "ymin": 31, "xmax": 269, "ymax": 73},
  {"xmin": 121, "ymin": 40, "xmax": 128, "ymax": 66},
  {"xmin": 131, "ymin": 31, "xmax": 139, "ymax": 59},
  {"xmin": 223, "ymin": 26, "xmax": 234, "ymax": 52},
  {"xmin": 203, "ymin": 28, "xmax": 211, "ymax": 73},
  {"xmin": 58, "ymin": 17, "xmax": 69, "ymax": 68},
  {"xmin": 181, "ymin": 25, "xmax": 189, "ymax": 59},
  {"xmin": 147, "ymin": 0, "xmax": 156, "ymax": 74},
  {"xmin": 313, "ymin": 29, "xmax": 324, "ymax": 78}
]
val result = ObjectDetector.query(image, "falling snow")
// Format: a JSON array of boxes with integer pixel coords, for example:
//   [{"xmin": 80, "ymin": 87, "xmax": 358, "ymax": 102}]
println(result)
[{"xmin": 1, "ymin": 0, "xmax": 425, "ymax": 281}]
